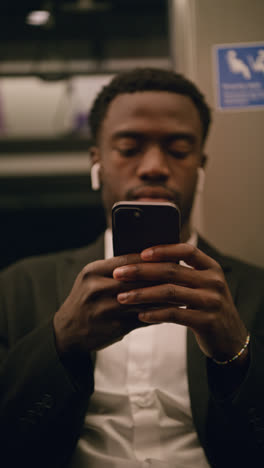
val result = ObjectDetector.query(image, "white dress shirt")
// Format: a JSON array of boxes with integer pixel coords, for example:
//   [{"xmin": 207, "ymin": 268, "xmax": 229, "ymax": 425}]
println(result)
[{"xmin": 70, "ymin": 230, "xmax": 210, "ymax": 467}]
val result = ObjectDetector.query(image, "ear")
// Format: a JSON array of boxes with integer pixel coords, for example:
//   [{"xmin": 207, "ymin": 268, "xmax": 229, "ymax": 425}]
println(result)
[
  {"xmin": 200, "ymin": 153, "xmax": 207, "ymax": 168},
  {"xmin": 89, "ymin": 146, "xmax": 101, "ymax": 165}
]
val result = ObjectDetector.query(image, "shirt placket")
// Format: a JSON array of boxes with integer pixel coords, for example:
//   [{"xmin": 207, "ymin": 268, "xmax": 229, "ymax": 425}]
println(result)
[{"xmin": 125, "ymin": 327, "xmax": 162, "ymax": 462}]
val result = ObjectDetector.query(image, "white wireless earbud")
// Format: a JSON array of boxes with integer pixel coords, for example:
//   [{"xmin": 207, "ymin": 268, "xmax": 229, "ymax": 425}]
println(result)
[
  {"xmin": 196, "ymin": 167, "xmax": 205, "ymax": 194},
  {"xmin": 90, "ymin": 162, "xmax": 101, "ymax": 190}
]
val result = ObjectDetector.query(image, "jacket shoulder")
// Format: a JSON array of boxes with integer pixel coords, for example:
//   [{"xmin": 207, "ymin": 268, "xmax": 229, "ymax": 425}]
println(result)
[
  {"xmin": 0, "ymin": 234, "xmax": 104, "ymax": 280},
  {"xmin": 198, "ymin": 236, "xmax": 264, "ymax": 278}
]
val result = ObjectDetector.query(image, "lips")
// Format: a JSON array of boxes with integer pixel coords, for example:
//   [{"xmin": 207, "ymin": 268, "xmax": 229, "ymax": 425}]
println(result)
[{"xmin": 132, "ymin": 187, "xmax": 175, "ymax": 202}]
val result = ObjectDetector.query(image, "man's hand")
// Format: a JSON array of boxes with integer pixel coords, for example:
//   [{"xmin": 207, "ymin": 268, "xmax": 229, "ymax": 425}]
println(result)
[
  {"xmin": 53, "ymin": 254, "xmax": 146, "ymax": 357},
  {"xmin": 113, "ymin": 243, "xmax": 249, "ymax": 364}
]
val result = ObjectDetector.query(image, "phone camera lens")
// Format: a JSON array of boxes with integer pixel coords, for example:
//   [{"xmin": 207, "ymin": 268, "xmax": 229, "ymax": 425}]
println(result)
[{"xmin": 134, "ymin": 209, "xmax": 143, "ymax": 220}]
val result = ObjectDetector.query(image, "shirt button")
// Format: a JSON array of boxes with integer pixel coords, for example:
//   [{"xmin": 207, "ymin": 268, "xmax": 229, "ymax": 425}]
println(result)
[{"xmin": 136, "ymin": 392, "xmax": 155, "ymax": 408}]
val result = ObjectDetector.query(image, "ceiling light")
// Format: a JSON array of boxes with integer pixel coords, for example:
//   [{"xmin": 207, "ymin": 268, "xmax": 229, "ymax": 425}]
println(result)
[{"xmin": 26, "ymin": 10, "xmax": 51, "ymax": 26}]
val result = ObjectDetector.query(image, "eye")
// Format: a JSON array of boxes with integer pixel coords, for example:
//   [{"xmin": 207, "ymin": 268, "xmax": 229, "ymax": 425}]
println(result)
[
  {"xmin": 114, "ymin": 138, "xmax": 141, "ymax": 157},
  {"xmin": 167, "ymin": 141, "xmax": 192, "ymax": 159},
  {"xmin": 168, "ymin": 150, "xmax": 189, "ymax": 159},
  {"xmin": 118, "ymin": 146, "xmax": 139, "ymax": 157}
]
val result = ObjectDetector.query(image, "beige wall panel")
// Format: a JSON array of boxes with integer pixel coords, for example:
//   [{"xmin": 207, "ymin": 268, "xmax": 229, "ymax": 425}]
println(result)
[{"xmin": 171, "ymin": 0, "xmax": 264, "ymax": 267}]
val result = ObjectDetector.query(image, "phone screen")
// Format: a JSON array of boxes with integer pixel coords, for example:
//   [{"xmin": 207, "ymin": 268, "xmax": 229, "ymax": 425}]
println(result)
[{"xmin": 112, "ymin": 201, "xmax": 181, "ymax": 256}]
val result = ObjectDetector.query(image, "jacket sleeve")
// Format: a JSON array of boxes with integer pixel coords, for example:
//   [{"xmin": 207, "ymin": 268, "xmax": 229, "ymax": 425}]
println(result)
[
  {"xmin": 205, "ymin": 263, "xmax": 264, "ymax": 467},
  {"xmin": 0, "ymin": 259, "xmax": 94, "ymax": 468}
]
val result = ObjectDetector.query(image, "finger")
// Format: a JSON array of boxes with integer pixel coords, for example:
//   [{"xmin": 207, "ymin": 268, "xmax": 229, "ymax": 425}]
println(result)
[
  {"xmin": 141, "ymin": 243, "xmax": 219, "ymax": 271},
  {"xmin": 104, "ymin": 314, "xmax": 153, "ymax": 341},
  {"xmin": 81, "ymin": 275, "xmax": 154, "ymax": 300},
  {"xmin": 96, "ymin": 297, "xmax": 154, "ymax": 324},
  {"xmin": 113, "ymin": 262, "xmax": 226, "ymax": 294},
  {"xmin": 113, "ymin": 261, "xmax": 204, "ymax": 288},
  {"xmin": 137, "ymin": 305, "xmax": 205, "ymax": 328},
  {"xmin": 117, "ymin": 283, "xmax": 218, "ymax": 310},
  {"xmin": 82, "ymin": 253, "xmax": 142, "ymax": 278}
]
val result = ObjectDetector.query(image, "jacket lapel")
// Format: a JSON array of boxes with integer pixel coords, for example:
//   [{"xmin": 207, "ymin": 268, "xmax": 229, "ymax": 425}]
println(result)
[
  {"xmin": 56, "ymin": 234, "xmax": 105, "ymax": 368},
  {"xmin": 57, "ymin": 233, "xmax": 105, "ymax": 306},
  {"xmin": 187, "ymin": 236, "xmax": 238, "ymax": 448}
]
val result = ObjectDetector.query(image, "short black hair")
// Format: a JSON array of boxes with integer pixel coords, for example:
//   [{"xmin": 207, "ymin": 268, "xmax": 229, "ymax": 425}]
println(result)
[{"xmin": 88, "ymin": 67, "xmax": 211, "ymax": 145}]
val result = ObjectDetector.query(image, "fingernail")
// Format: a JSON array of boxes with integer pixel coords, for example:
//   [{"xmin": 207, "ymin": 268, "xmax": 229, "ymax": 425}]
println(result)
[
  {"xmin": 118, "ymin": 292, "xmax": 129, "ymax": 303},
  {"xmin": 141, "ymin": 249, "xmax": 154, "ymax": 260},
  {"xmin": 114, "ymin": 267, "xmax": 130, "ymax": 279},
  {"xmin": 138, "ymin": 312, "xmax": 149, "ymax": 322}
]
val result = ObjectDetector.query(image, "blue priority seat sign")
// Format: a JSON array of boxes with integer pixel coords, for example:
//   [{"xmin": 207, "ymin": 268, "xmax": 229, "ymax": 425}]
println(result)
[{"xmin": 214, "ymin": 43, "xmax": 264, "ymax": 110}]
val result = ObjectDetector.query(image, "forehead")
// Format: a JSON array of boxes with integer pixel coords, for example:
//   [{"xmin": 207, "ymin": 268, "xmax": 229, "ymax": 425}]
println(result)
[{"xmin": 100, "ymin": 91, "xmax": 203, "ymax": 141}]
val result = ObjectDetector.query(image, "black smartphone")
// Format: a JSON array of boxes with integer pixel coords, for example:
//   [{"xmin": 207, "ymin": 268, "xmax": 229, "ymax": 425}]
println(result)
[{"xmin": 112, "ymin": 201, "xmax": 181, "ymax": 256}]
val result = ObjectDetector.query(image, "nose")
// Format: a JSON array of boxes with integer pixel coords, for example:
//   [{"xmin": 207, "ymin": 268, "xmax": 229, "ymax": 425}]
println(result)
[{"xmin": 136, "ymin": 145, "xmax": 170, "ymax": 181}]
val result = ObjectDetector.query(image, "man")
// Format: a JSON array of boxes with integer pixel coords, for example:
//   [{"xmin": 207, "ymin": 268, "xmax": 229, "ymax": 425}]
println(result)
[{"xmin": 0, "ymin": 68, "xmax": 264, "ymax": 468}]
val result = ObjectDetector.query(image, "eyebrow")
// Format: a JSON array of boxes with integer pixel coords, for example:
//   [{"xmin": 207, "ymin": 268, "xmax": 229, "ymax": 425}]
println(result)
[
  {"xmin": 111, "ymin": 130, "xmax": 196, "ymax": 144},
  {"xmin": 165, "ymin": 133, "xmax": 196, "ymax": 145},
  {"xmin": 111, "ymin": 131, "xmax": 144, "ymax": 141}
]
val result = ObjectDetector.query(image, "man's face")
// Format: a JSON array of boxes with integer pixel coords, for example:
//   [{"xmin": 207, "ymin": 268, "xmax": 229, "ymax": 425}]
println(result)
[{"xmin": 93, "ymin": 91, "xmax": 205, "ymax": 231}]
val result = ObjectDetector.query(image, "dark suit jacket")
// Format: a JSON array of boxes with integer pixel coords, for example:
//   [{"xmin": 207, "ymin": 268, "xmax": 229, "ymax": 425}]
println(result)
[{"xmin": 0, "ymin": 234, "xmax": 264, "ymax": 467}]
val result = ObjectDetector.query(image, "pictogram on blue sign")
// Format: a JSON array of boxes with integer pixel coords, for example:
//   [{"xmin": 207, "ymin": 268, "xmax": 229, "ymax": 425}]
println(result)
[{"xmin": 214, "ymin": 43, "xmax": 264, "ymax": 110}]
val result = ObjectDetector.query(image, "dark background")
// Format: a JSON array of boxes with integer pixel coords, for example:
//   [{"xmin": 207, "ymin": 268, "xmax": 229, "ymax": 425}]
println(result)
[{"xmin": 0, "ymin": 0, "xmax": 170, "ymax": 269}]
